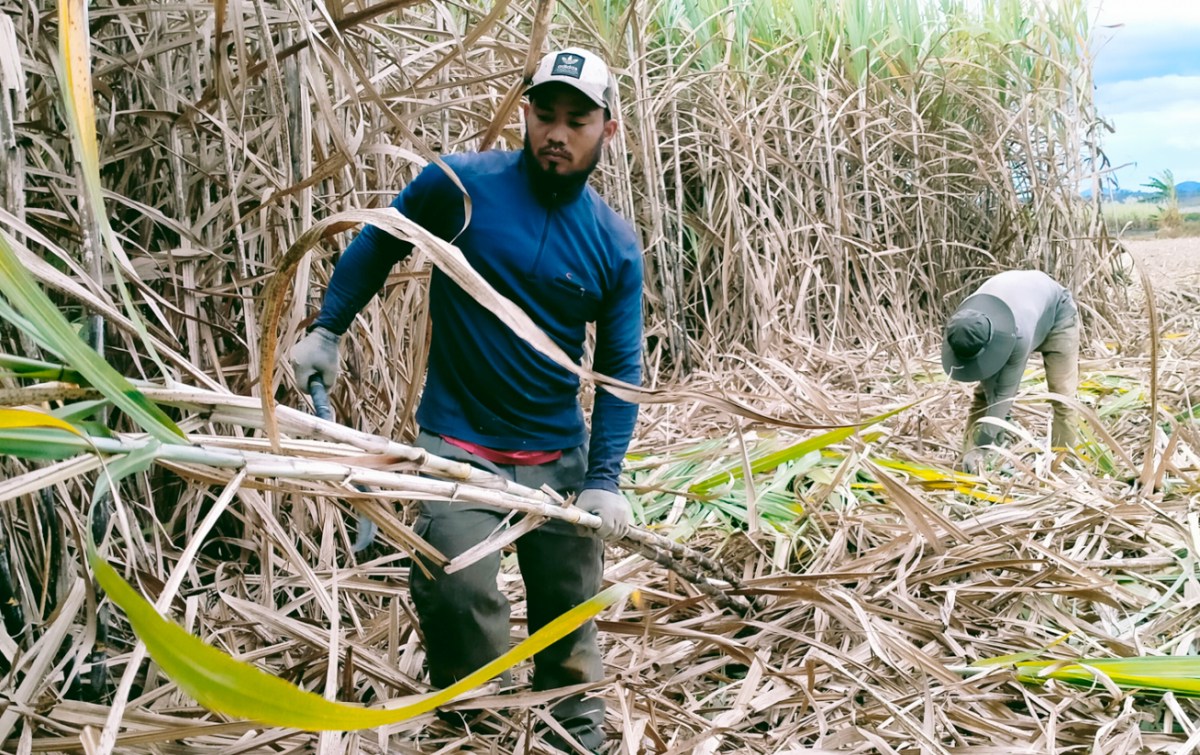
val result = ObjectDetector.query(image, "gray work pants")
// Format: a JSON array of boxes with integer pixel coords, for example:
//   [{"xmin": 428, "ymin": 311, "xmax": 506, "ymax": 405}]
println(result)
[
  {"xmin": 967, "ymin": 315, "xmax": 1081, "ymax": 450},
  {"xmin": 409, "ymin": 431, "xmax": 605, "ymax": 750}
]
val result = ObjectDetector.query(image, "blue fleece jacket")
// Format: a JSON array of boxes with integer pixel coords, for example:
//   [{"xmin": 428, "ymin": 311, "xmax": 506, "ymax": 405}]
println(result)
[{"xmin": 314, "ymin": 150, "xmax": 644, "ymax": 493}]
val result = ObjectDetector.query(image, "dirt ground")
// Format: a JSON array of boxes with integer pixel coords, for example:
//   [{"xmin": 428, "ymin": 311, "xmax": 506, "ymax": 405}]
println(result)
[{"xmin": 1121, "ymin": 236, "xmax": 1200, "ymax": 292}]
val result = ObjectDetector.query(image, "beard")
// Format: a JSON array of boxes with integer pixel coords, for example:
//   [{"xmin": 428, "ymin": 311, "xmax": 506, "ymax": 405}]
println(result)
[{"xmin": 522, "ymin": 132, "xmax": 605, "ymax": 204}]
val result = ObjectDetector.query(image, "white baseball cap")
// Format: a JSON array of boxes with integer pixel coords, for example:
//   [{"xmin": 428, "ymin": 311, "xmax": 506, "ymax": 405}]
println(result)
[{"xmin": 526, "ymin": 47, "xmax": 613, "ymax": 110}]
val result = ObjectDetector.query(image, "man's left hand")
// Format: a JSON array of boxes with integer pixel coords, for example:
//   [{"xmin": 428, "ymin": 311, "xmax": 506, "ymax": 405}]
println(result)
[
  {"xmin": 959, "ymin": 448, "xmax": 987, "ymax": 475},
  {"xmin": 576, "ymin": 489, "xmax": 631, "ymax": 540}
]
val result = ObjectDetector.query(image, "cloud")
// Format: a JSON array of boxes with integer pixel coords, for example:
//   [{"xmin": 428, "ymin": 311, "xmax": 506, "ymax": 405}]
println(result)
[
  {"xmin": 1097, "ymin": 89, "xmax": 1200, "ymax": 186},
  {"xmin": 1088, "ymin": 0, "xmax": 1200, "ymax": 82},
  {"xmin": 1090, "ymin": 0, "xmax": 1200, "ymax": 26},
  {"xmin": 1085, "ymin": 0, "xmax": 1200, "ymax": 186},
  {"xmin": 1091, "ymin": 26, "xmax": 1200, "ymax": 84},
  {"xmin": 1097, "ymin": 75, "xmax": 1200, "ymax": 115}
]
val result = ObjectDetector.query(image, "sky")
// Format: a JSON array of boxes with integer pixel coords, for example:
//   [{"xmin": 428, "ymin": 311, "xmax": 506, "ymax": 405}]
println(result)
[{"xmin": 1089, "ymin": 0, "xmax": 1200, "ymax": 190}]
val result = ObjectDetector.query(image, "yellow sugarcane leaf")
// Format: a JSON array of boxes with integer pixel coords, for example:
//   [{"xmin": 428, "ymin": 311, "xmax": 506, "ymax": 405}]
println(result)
[
  {"xmin": 0, "ymin": 407, "xmax": 82, "ymax": 435},
  {"xmin": 58, "ymin": 0, "xmax": 99, "ymax": 174},
  {"xmin": 88, "ymin": 530, "xmax": 631, "ymax": 730},
  {"xmin": 875, "ymin": 459, "xmax": 1011, "ymax": 502},
  {"xmin": 952, "ymin": 486, "xmax": 1011, "ymax": 503},
  {"xmin": 56, "ymin": 0, "xmax": 175, "ymax": 369}
]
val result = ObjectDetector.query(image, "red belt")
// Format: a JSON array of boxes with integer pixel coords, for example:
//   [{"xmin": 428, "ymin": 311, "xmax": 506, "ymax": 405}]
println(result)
[{"xmin": 441, "ymin": 435, "xmax": 564, "ymax": 466}]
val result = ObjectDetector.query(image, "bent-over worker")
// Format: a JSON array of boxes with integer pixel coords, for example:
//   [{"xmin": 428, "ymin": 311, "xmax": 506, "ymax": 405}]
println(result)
[{"xmin": 941, "ymin": 270, "xmax": 1079, "ymax": 470}]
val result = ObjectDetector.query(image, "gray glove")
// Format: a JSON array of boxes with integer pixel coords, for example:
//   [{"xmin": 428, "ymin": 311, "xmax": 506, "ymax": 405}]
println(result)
[
  {"xmin": 577, "ymin": 488, "xmax": 631, "ymax": 541},
  {"xmin": 959, "ymin": 448, "xmax": 987, "ymax": 475},
  {"xmin": 291, "ymin": 326, "xmax": 341, "ymax": 389}
]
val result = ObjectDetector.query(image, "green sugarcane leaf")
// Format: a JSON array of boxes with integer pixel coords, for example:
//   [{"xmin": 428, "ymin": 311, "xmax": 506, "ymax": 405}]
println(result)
[
  {"xmin": 0, "ymin": 427, "xmax": 92, "ymax": 460},
  {"xmin": 0, "ymin": 232, "xmax": 186, "ymax": 444},
  {"xmin": 689, "ymin": 403, "xmax": 914, "ymax": 495},
  {"xmin": 974, "ymin": 637, "xmax": 1200, "ymax": 698},
  {"xmin": 92, "ymin": 439, "xmax": 159, "ymax": 506},
  {"xmin": 0, "ymin": 354, "xmax": 86, "ymax": 384},
  {"xmin": 68, "ymin": 420, "xmax": 116, "ymax": 439},
  {"xmin": 1011, "ymin": 656, "xmax": 1200, "ymax": 698},
  {"xmin": 51, "ymin": 399, "xmax": 112, "ymax": 423}
]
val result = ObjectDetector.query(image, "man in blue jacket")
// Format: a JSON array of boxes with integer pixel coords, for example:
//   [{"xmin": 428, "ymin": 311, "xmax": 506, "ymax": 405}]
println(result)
[
  {"xmin": 941, "ymin": 270, "xmax": 1079, "ymax": 471},
  {"xmin": 291, "ymin": 47, "xmax": 642, "ymax": 752}
]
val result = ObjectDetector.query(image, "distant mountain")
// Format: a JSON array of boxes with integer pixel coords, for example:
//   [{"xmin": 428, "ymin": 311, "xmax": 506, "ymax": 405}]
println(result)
[{"xmin": 1082, "ymin": 179, "xmax": 1200, "ymax": 203}]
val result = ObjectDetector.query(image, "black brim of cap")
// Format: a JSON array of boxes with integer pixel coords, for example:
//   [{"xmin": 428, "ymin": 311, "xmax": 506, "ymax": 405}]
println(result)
[{"xmin": 941, "ymin": 293, "xmax": 1018, "ymax": 382}]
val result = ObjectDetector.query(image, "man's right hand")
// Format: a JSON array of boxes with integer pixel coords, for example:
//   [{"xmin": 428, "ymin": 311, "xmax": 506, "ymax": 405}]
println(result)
[
  {"xmin": 577, "ymin": 489, "xmax": 632, "ymax": 540},
  {"xmin": 291, "ymin": 326, "xmax": 342, "ymax": 389}
]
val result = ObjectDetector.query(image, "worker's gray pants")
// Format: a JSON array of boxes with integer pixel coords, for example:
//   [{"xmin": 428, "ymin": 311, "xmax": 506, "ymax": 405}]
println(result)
[{"xmin": 409, "ymin": 431, "xmax": 605, "ymax": 751}]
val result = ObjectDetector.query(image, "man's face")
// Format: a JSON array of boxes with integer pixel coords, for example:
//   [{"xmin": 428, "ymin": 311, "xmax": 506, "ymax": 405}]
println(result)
[{"xmin": 522, "ymin": 85, "xmax": 618, "ymax": 179}]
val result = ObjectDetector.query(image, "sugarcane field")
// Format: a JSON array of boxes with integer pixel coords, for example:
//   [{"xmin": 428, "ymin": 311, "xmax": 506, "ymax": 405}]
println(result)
[{"xmin": 5, "ymin": 0, "xmax": 1200, "ymax": 752}]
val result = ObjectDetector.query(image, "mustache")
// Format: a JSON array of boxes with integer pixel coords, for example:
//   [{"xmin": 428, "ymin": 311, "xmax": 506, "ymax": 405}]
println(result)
[{"xmin": 538, "ymin": 147, "xmax": 572, "ymax": 160}]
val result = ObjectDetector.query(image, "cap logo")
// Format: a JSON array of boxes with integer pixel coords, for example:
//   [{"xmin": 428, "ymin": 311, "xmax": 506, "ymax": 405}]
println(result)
[{"xmin": 551, "ymin": 52, "xmax": 584, "ymax": 79}]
